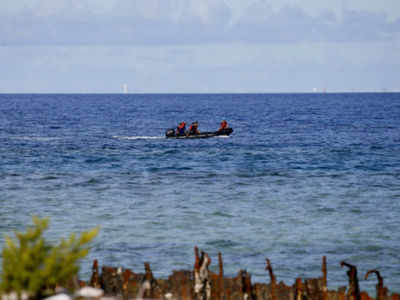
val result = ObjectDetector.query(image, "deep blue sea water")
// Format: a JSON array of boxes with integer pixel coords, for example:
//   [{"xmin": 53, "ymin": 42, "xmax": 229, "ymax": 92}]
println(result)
[{"xmin": 1, "ymin": 93, "xmax": 399, "ymax": 293}]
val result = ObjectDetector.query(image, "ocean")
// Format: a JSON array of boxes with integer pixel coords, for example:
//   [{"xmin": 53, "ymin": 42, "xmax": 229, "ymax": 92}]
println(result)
[{"xmin": 0, "ymin": 93, "xmax": 399, "ymax": 293}]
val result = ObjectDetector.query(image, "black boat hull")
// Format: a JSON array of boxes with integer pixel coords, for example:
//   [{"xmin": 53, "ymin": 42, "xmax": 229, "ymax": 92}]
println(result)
[{"xmin": 165, "ymin": 128, "xmax": 233, "ymax": 139}]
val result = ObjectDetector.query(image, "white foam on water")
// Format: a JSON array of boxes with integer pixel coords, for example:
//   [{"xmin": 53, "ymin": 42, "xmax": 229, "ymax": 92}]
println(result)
[
  {"xmin": 113, "ymin": 135, "xmax": 164, "ymax": 140},
  {"xmin": 13, "ymin": 136, "xmax": 62, "ymax": 142}
]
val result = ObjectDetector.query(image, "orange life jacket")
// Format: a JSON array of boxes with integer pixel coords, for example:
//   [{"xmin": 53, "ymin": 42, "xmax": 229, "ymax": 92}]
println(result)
[{"xmin": 188, "ymin": 124, "xmax": 198, "ymax": 135}]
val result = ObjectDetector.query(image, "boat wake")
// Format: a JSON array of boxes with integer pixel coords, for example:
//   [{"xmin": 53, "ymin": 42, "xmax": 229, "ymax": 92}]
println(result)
[
  {"xmin": 12, "ymin": 136, "xmax": 63, "ymax": 142},
  {"xmin": 113, "ymin": 136, "xmax": 164, "ymax": 140}
]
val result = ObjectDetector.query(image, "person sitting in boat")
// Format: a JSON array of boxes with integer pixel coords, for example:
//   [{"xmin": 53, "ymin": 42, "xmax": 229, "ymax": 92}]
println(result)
[
  {"xmin": 176, "ymin": 121, "xmax": 186, "ymax": 136},
  {"xmin": 217, "ymin": 120, "xmax": 228, "ymax": 132},
  {"xmin": 187, "ymin": 121, "xmax": 200, "ymax": 135}
]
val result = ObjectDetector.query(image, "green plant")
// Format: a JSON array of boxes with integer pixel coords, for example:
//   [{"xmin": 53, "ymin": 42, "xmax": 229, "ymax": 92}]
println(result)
[{"xmin": 0, "ymin": 216, "xmax": 98, "ymax": 298}]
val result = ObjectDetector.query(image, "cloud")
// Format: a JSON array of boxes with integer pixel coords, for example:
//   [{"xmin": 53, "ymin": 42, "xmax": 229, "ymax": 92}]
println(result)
[
  {"xmin": 0, "ymin": 0, "xmax": 233, "ymax": 45},
  {"xmin": 1, "ymin": 0, "xmax": 399, "ymax": 45},
  {"xmin": 233, "ymin": 4, "xmax": 400, "ymax": 43},
  {"xmin": 1, "ymin": 1, "xmax": 399, "ymax": 93}
]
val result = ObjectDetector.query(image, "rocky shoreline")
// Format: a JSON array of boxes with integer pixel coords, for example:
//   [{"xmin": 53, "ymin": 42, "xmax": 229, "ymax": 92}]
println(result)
[{"xmin": 71, "ymin": 247, "xmax": 399, "ymax": 300}]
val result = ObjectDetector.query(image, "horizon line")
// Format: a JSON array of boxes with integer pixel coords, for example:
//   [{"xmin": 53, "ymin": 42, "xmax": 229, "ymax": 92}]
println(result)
[{"xmin": 1, "ymin": 91, "xmax": 399, "ymax": 95}]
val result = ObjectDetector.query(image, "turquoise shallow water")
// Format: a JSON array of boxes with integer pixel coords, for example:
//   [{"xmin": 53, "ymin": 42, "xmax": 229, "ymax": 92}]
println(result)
[{"xmin": 1, "ymin": 93, "xmax": 399, "ymax": 293}]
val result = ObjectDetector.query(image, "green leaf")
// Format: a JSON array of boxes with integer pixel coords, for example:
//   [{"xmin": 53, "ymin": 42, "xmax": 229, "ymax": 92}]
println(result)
[{"xmin": 0, "ymin": 216, "xmax": 99, "ymax": 297}]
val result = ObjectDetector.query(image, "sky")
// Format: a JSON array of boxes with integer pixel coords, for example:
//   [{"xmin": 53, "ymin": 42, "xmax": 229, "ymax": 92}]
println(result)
[{"xmin": 1, "ymin": 0, "xmax": 399, "ymax": 93}]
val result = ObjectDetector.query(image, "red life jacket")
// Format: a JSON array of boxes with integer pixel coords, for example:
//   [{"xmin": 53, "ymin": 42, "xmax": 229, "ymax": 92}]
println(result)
[
  {"xmin": 176, "ymin": 122, "xmax": 186, "ymax": 135},
  {"xmin": 220, "ymin": 121, "xmax": 227, "ymax": 129}
]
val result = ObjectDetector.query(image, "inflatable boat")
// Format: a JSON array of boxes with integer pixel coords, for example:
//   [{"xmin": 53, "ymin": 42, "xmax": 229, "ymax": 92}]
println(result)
[{"xmin": 165, "ymin": 128, "xmax": 233, "ymax": 139}]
